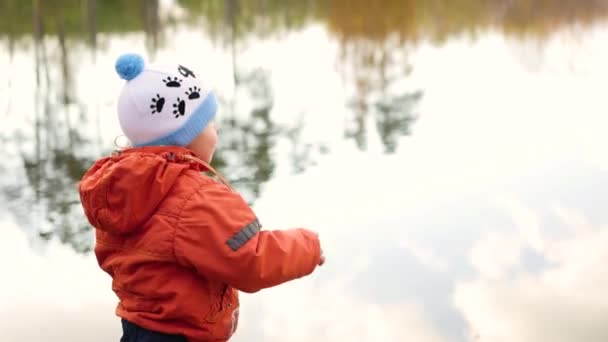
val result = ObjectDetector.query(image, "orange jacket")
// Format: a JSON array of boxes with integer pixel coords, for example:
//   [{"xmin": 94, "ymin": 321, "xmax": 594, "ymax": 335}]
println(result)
[{"xmin": 78, "ymin": 146, "xmax": 321, "ymax": 341}]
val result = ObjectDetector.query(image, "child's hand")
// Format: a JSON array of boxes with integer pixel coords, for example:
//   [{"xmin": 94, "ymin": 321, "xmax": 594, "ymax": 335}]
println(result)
[
  {"xmin": 319, "ymin": 247, "xmax": 326, "ymax": 266},
  {"xmin": 314, "ymin": 231, "xmax": 325, "ymax": 266}
]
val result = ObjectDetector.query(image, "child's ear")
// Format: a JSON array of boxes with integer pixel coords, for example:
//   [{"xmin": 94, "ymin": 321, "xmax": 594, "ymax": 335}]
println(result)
[{"xmin": 113, "ymin": 135, "xmax": 131, "ymax": 149}]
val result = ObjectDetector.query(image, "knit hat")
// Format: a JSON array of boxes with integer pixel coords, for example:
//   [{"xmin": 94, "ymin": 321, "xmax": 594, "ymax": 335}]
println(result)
[{"xmin": 114, "ymin": 53, "xmax": 217, "ymax": 147}]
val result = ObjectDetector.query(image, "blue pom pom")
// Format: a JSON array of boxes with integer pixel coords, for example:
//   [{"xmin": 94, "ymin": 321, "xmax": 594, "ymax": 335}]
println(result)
[{"xmin": 115, "ymin": 53, "xmax": 144, "ymax": 81}]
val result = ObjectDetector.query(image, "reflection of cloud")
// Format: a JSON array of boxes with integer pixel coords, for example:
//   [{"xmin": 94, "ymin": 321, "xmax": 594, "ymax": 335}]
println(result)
[
  {"xmin": 401, "ymin": 239, "xmax": 449, "ymax": 273},
  {"xmin": 235, "ymin": 279, "xmax": 448, "ymax": 342},
  {"xmin": 1, "ymin": 216, "xmax": 446, "ymax": 342},
  {"xmin": 454, "ymin": 201, "xmax": 608, "ymax": 342},
  {"xmin": 1, "ymin": 304, "xmax": 119, "ymax": 342},
  {"xmin": 468, "ymin": 232, "xmax": 523, "ymax": 279},
  {"xmin": 0, "ymin": 220, "xmax": 120, "ymax": 342}
]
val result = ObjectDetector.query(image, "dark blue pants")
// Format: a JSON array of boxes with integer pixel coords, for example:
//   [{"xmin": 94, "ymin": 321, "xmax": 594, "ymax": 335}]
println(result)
[{"xmin": 121, "ymin": 319, "xmax": 188, "ymax": 342}]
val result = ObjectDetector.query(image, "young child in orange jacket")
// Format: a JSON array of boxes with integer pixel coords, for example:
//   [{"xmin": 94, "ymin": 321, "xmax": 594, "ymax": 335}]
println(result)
[{"xmin": 78, "ymin": 54, "xmax": 325, "ymax": 342}]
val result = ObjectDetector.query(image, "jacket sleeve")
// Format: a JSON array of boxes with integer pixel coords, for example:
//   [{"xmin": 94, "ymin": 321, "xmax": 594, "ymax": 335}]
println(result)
[{"xmin": 174, "ymin": 181, "xmax": 321, "ymax": 293}]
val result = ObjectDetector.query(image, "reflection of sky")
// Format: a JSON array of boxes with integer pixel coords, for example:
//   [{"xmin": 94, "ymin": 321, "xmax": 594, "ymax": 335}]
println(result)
[{"xmin": 2, "ymin": 19, "xmax": 608, "ymax": 342}]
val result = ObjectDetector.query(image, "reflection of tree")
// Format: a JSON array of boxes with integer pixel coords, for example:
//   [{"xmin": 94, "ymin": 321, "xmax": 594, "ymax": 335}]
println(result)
[
  {"xmin": 142, "ymin": 0, "xmax": 161, "ymax": 58},
  {"xmin": 208, "ymin": 1, "xmax": 316, "ymax": 202},
  {"xmin": 341, "ymin": 39, "xmax": 423, "ymax": 153},
  {"xmin": 4, "ymin": 0, "xmax": 607, "ymax": 255},
  {"xmin": 285, "ymin": 117, "xmax": 326, "ymax": 174},
  {"xmin": 328, "ymin": 1, "xmax": 426, "ymax": 153},
  {"xmin": 2, "ymin": 8, "xmax": 97, "ymax": 253},
  {"xmin": 84, "ymin": 0, "xmax": 97, "ymax": 53},
  {"xmin": 177, "ymin": 0, "xmax": 322, "ymax": 42},
  {"xmin": 3, "ymin": 0, "xmax": 608, "ymax": 41},
  {"xmin": 375, "ymin": 92, "xmax": 422, "ymax": 153},
  {"xmin": 212, "ymin": 69, "xmax": 278, "ymax": 203},
  {"xmin": 19, "ymin": 147, "xmax": 95, "ymax": 252},
  {"xmin": 1, "ymin": 1, "xmax": 314, "ymax": 253},
  {"xmin": 324, "ymin": 0, "xmax": 608, "ymax": 43},
  {"xmin": 0, "ymin": 0, "xmax": 170, "ymax": 254},
  {"xmin": 208, "ymin": 0, "xmax": 278, "ymax": 202},
  {"xmin": 0, "ymin": 0, "xmax": 166, "ymax": 38}
]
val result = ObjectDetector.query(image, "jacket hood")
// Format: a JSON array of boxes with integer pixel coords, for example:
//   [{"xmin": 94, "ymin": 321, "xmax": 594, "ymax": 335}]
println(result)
[{"xmin": 78, "ymin": 146, "xmax": 203, "ymax": 234}]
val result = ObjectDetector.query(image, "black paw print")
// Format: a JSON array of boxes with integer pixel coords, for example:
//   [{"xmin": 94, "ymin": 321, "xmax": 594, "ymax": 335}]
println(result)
[
  {"xmin": 173, "ymin": 97, "xmax": 186, "ymax": 118},
  {"xmin": 150, "ymin": 94, "xmax": 165, "ymax": 114},
  {"xmin": 163, "ymin": 76, "xmax": 182, "ymax": 88},
  {"xmin": 178, "ymin": 65, "xmax": 196, "ymax": 78},
  {"xmin": 185, "ymin": 86, "xmax": 201, "ymax": 100}
]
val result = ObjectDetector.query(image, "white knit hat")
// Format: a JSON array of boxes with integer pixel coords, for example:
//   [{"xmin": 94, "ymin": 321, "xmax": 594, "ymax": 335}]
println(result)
[{"xmin": 114, "ymin": 53, "xmax": 217, "ymax": 147}]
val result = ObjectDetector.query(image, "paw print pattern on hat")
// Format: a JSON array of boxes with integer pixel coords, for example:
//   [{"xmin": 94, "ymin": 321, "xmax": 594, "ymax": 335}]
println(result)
[
  {"xmin": 150, "ymin": 94, "xmax": 165, "ymax": 114},
  {"xmin": 186, "ymin": 86, "xmax": 201, "ymax": 100},
  {"xmin": 173, "ymin": 97, "xmax": 186, "ymax": 118},
  {"xmin": 163, "ymin": 76, "xmax": 182, "ymax": 88}
]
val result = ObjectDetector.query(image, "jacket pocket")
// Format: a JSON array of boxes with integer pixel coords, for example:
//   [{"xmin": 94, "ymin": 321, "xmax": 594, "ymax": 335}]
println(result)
[
  {"xmin": 220, "ymin": 285, "xmax": 237, "ymax": 312},
  {"xmin": 226, "ymin": 288, "xmax": 240, "ymax": 338},
  {"xmin": 204, "ymin": 283, "xmax": 239, "ymax": 325},
  {"xmin": 218, "ymin": 286, "xmax": 240, "ymax": 339},
  {"xmin": 203, "ymin": 283, "xmax": 225, "ymax": 323}
]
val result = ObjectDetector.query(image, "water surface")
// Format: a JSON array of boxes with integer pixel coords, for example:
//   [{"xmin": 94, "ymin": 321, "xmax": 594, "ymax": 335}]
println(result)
[{"xmin": 1, "ymin": 1, "xmax": 608, "ymax": 341}]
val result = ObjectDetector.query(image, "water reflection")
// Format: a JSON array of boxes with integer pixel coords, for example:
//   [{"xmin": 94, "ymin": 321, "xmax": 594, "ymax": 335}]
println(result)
[
  {"xmin": 213, "ymin": 68, "xmax": 278, "ymax": 202},
  {"xmin": 3, "ymin": 3, "xmax": 98, "ymax": 253},
  {"xmin": 339, "ymin": 38, "xmax": 422, "ymax": 152},
  {"xmin": 1, "ymin": 0, "xmax": 325, "ymax": 252},
  {"xmin": 2, "ymin": 1, "xmax": 608, "ymax": 342},
  {"xmin": 4, "ymin": 0, "xmax": 608, "ymax": 38},
  {"xmin": 0, "ymin": 0, "xmax": 607, "ymax": 272}
]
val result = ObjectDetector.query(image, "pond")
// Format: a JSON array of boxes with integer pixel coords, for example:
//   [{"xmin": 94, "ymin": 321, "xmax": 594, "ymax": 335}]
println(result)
[{"xmin": 1, "ymin": 0, "xmax": 608, "ymax": 341}]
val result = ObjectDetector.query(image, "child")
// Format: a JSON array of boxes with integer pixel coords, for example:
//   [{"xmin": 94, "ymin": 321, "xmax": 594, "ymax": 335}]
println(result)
[{"xmin": 78, "ymin": 54, "xmax": 325, "ymax": 342}]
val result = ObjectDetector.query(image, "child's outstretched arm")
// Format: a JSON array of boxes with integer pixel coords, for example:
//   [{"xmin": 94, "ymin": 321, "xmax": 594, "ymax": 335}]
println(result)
[{"xmin": 174, "ymin": 181, "xmax": 322, "ymax": 293}]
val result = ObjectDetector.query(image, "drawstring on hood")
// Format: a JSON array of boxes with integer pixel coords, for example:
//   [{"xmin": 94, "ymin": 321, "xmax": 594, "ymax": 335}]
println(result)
[{"xmin": 181, "ymin": 154, "xmax": 234, "ymax": 192}]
